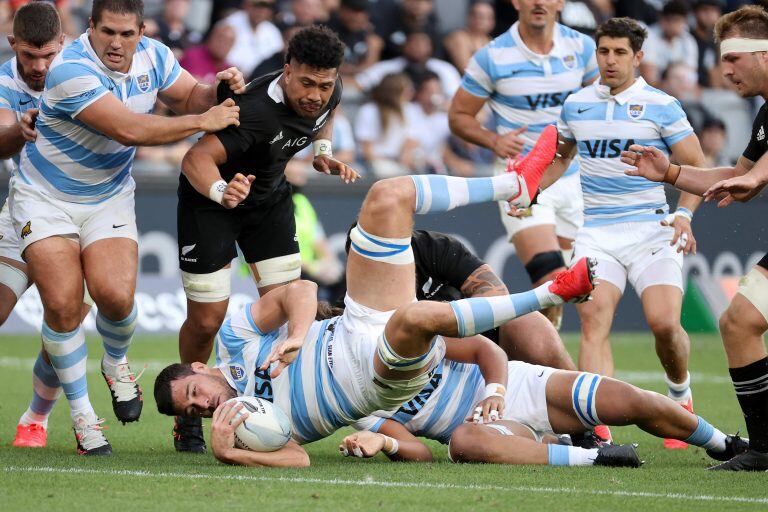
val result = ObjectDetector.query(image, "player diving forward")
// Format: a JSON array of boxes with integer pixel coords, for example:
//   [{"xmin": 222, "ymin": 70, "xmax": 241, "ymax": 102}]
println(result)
[
  {"xmin": 530, "ymin": 17, "xmax": 705, "ymax": 447},
  {"xmin": 9, "ymin": 0, "xmax": 244, "ymax": 455},
  {"xmin": 621, "ymin": 5, "xmax": 768, "ymax": 471},
  {"xmin": 153, "ymin": 136, "xmax": 598, "ymax": 466},
  {"xmin": 340, "ymin": 360, "xmax": 747, "ymax": 467}
]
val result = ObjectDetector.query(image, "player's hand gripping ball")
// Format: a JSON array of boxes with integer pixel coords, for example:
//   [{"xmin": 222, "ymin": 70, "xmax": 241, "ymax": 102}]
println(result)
[{"xmin": 226, "ymin": 396, "xmax": 291, "ymax": 452}]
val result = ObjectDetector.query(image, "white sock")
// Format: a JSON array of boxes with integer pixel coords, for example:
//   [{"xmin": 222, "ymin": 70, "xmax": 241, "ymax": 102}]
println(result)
[
  {"xmin": 664, "ymin": 371, "xmax": 691, "ymax": 402},
  {"xmin": 19, "ymin": 408, "xmax": 49, "ymax": 428},
  {"xmin": 547, "ymin": 444, "xmax": 599, "ymax": 466}
]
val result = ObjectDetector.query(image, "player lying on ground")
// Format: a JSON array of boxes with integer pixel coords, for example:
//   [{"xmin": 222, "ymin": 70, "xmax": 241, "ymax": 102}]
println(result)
[
  {"xmin": 154, "ymin": 134, "xmax": 597, "ymax": 466},
  {"xmin": 341, "ymin": 359, "xmax": 748, "ymax": 468}
]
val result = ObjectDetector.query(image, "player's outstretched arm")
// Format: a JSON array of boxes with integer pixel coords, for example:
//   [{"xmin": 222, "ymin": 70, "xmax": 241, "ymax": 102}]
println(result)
[
  {"xmin": 76, "ymin": 93, "xmax": 240, "ymax": 147},
  {"xmin": 703, "ymin": 152, "xmax": 768, "ymax": 206},
  {"xmin": 340, "ymin": 421, "xmax": 433, "ymax": 462},
  {"xmin": 0, "ymin": 108, "xmax": 25, "ymax": 158},
  {"xmin": 540, "ymin": 135, "xmax": 576, "ymax": 190},
  {"xmin": 444, "ymin": 336, "xmax": 508, "ymax": 422},
  {"xmin": 665, "ymin": 135, "xmax": 706, "ymax": 254},
  {"xmin": 158, "ymin": 67, "xmax": 246, "ymax": 116},
  {"xmin": 210, "ymin": 401, "xmax": 310, "ymax": 468},
  {"xmin": 311, "ymin": 110, "xmax": 359, "ymax": 183}
]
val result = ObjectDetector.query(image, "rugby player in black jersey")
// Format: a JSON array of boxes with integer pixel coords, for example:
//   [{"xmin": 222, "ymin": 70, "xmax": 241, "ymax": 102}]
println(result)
[
  {"xmin": 622, "ymin": 5, "xmax": 768, "ymax": 471},
  {"xmin": 172, "ymin": 25, "xmax": 358, "ymax": 452}
]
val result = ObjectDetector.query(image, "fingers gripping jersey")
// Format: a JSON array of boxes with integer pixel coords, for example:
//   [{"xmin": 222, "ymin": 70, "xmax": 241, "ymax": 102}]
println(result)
[
  {"xmin": 354, "ymin": 360, "xmax": 484, "ymax": 444},
  {"xmin": 558, "ymin": 78, "xmax": 694, "ymax": 227},
  {"xmin": 215, "ymin": 306, "xmax": 369, "ymax": 444},
  {"xmin": 461, "ymin": 23, "xmax": 597, "ymax": 177},
  {"xmin": 18, "ymin": 33, "xmax": 181, "ymax": 203},
  {"xmin": 0, "ymin": 57, "xmax": 42, "ymax": 170}
]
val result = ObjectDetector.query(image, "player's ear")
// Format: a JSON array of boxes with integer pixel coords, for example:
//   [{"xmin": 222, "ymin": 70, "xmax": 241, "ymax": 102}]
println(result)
[
  {"xmin": 6, "ymin": 35, "xmax": 14, "ymax": 49},
  {"xmin": 190, "ymin": 361, "xmax": 209, "ymax": 373},
  {"xmin": 634, "ymin": 49, "xmax": 644, "ymax": 66}
]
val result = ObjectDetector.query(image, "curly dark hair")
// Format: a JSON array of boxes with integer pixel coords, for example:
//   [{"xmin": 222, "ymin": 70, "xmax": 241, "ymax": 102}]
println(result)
[
  {"xmin": 154, "ymin": 363, "xmax": 195, "ymax": 416},
  {"xmin": 595, "ymin": 17, "xmax": 648, "ymax": 53},
  {"xmin": 285, "ymin": 25, "xmax": 345, "ymax": 70}
]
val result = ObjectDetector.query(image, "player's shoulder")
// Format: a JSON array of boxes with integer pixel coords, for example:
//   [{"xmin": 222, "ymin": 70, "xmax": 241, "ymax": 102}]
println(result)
[
  {"xmin": 563, "ymin": 83, "xmax": 597, "ymax": 104},
  {"xmin": 47, "ymin": 40, "xmax": 101, "ymax": 84},
  {"xmin": 636, "ymin": 83, "xmax": 679, "ymax": 106},
  {"xmin": 557, "ymin": 23, "xmax": 594, "ymax": 48},
  {"xmin": 0, "ymin": 58, "xmax": 14, "ymax": 81}
]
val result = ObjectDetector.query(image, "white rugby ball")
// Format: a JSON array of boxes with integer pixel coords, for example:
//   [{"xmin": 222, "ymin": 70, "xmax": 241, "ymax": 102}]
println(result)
[{"xmin": 228, "ymin": 396, "xmax": 291, "ymax": 452}]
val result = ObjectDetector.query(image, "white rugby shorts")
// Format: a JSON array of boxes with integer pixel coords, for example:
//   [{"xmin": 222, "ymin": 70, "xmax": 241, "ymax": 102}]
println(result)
[
  {"xmin": 0, "ymin": 198, "xmax": 22, "ymax": 262},
  {"xmin": 8, "ymin": 175, "xmax": 138, "ymax": 254},
  {"xmin": 496, "ymin": 160, "xmax": 583, "ymax": 241},
  {"xmin": 573, "ymin": 219, "xmax": 684, "ymax": 296}
]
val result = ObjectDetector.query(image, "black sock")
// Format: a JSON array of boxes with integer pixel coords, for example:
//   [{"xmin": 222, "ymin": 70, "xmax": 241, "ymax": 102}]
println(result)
[{"xmin": 730, "ymin": 357, "xmax": 768, "ymax": 453}]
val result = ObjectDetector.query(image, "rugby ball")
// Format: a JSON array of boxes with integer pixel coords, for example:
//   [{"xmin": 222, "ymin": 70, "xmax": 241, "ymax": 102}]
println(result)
[{"xmin": 227, "ymin": 396, "xmax": 291, "ymax": 452}]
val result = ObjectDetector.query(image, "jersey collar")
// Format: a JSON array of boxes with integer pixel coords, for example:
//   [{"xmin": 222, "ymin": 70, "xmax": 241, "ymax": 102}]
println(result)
[
  {"xmin": 80, "ymin": 32, "xmax": 133, "ymax": 83},
  {"xmin": 594, "ymin": 76, "xmax": 647, "ymax": 105},
  {"xmin": 267, "ymin": 73, "xmax": 285, "ymax": 103},
  {"xmin": 10, "ymin": 57, "xmax": 41, "ymax": 99},
  {"xmin": 509, "ymin": 22, "xmax": 565, "ymax": 64}
]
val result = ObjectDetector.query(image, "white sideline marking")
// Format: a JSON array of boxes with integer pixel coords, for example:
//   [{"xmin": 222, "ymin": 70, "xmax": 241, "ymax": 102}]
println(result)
[
  {"xmin": 4, "ymin": 466, "xmax": 767, "ymax": 505},
  {"xmin": 0, "ymin": 357, "xmax": 735, "ymax": 384}
]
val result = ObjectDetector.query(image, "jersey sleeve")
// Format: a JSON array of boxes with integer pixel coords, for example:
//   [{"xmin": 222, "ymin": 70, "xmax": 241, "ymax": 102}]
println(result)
[
  {"xmin": 154, "ymin": 40, "xmax": 183, "ymax": 91},
  {"xmin": 743, "ymin": 109, "xmax": 766, "ymax": 162},
  {"xmin": 412, "ymin": 230, "xmax": 485, "ymax": 291},
  {"xmin": 0, "ymin": 78, "xmax": 16, "ymax": 112},
  {"xmin": 44, "ymin": 62, "xmax": 109, "ymax": 118},
  {"xmin": 214, "ymin": 93, "xmax": 270, "ymax": 160},
  {"xmin": 352, "ymin": 415, "xmax": 387, "ymax": 432},
  {"xmin": 461, "ymin": 46, "xmax": 493, "ymax": 98},
  {"xmin": 558, "ymin": 102, "xmax": 574, "ymax": 140},
  {"xmin": 658, "ymin": 99, "xmax": 694, "ymax": 148},
  {"xmin": 579, "ymin": 36, "xmax": 598, "ymax": 84}
]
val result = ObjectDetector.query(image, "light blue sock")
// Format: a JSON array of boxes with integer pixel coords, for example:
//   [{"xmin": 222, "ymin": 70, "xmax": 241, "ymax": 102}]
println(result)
[
  {"xmin": 684, "ymin": 415, "xmax": 726, "ymax": 451},
  {"xmin": 547, "ymin": 444, "xmax": 599, "ymax": 466},
  {"xmin": 42, "ymin": 321, "xmax": 93, "ymax": 419},
  {"xmin": 411, "ymin": 174, "xmax": 519, "ymax": 214},
  {"xmin": 20, "ymin": 350, "xmax": 62, "ymax": 426},
  {"xmin": 98, "ymin": 301, "xmax": 138, "ymax": 367},
  {"xmin": 449, "ymin": 283, "xmax": 561, "ymax": 337}
]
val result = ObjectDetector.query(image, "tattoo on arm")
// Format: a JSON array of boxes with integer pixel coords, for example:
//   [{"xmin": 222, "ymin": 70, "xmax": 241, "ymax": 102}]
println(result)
[{"xmin": 460, "ymin": 265, "xmax": 508, "ymax": 298}]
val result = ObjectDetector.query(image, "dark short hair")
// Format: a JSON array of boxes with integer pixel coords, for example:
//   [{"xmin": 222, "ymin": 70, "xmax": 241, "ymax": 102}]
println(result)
[
  {"xmin": 662, "ymin": 0, "xmax": 690, "ymax": 18},
  {"xmin": 285, "ymin": 25, "xmax": 345, "ymax": 70},
  {"xmin": 595, "ymin": 17, "xmax": 648, "ymax": 53},
  {"xmin": 92, "ymin": 0, "xmax": 145, "ymax": 26},
  {"xmin": 13, "ymin": 2, "xmax": 61, "ymax": 47},
  {"xmin": 154, "ymin": 363, "xmax": 195, "ymax": 416},
  {"xmin": 715, "ymin": 5, "xmax": 768, "ymax": 43}
]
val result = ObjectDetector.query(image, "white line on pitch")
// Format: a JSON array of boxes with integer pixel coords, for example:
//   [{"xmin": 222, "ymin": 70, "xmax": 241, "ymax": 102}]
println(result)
[
  {"xmin": 0, "ymin": 357, "xmax": 735, "ymax": 384},
  {"xmin": 4, "ymin": 466, "xmax": 766, "ymax": 505}
]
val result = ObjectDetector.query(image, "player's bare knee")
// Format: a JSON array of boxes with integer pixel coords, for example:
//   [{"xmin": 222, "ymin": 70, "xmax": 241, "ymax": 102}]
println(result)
[
  {"xmin": 187, "ymin": 309, "xmax": 228, "ymax": 339},
  {"xmin": 720, "ymin": 301, "xmax": 762, "ymax": 340},
  {"xmin": 44, "ymin": 302, "xmax": 82, "ymax": 331},
  {"xmin": 393, "ymin": 302, "xmax": 437, "ymax": 336},
  {"xmin": 646, "ymin": 314, "xmax": 680, "ymax": 341},
  {"xmin": 364, "ymin": 177, "xmax": 415, "ymax": 217},
  {"xmin": 449, "ymin": 423, "xmax": 481, "ymax": 462}
]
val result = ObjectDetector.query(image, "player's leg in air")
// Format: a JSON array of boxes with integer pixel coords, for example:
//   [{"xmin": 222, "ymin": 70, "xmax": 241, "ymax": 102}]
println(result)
[{"xmin": 449, "ymin": 367, "xmax": 748, "ymax": 467}]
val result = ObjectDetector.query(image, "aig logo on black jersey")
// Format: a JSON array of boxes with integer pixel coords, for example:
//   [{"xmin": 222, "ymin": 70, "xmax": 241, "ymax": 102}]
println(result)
[{"xmin": 281, "ymin": 136, "xmax": 309, "ymax": 150}]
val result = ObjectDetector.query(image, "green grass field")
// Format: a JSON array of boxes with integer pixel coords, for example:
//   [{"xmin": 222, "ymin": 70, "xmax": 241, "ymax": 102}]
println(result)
[{"xmin": 0, "ymin": 332, "xmax": 766, "ymax": 511}]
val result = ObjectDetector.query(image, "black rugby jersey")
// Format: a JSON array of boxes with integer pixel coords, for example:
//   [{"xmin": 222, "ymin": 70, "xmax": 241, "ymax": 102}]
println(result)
[
  {"xmin": 180, "ymin": 70, "xmax": 342, "ymax": 206},
  {"xmin": 743, "ymin": 102, "xmax": 768, "ymax": 163},
  {"xmin": 412, "ymin": 230, "xmax": 485, "ymax": 301}
]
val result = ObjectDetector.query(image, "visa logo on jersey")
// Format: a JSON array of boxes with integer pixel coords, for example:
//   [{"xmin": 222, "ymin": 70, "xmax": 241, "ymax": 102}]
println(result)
[
  {"xmin": 524, "ymin": 89, "xmax": 577, "ymax": 110},
  {"xmin": 583, "ymin": 138, "xmax": 636, "ymax": 159}
]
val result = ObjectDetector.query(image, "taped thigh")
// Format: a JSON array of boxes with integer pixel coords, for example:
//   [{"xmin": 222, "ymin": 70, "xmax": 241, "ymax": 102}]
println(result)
[
  {"xmin": 252, "ymin": 253, "xmax": 301, "ymax": 287},
  {"xmin": 738, "ymin": 268, "xmax": 768, "ymax": 323},
  {"xmin": 349, "ymin": 224, "xmax": 413, "ymax": 264},
  {"xmin": 0, "ymin": 261, "xmax": 28, "ymax": 299},
  {"xmin": 571, "ymin": 372, "xmax": 603, "ymax": 429},
  {"xmin": 182, "ymin": 267, "xmax": 231, "ymax": 303}
]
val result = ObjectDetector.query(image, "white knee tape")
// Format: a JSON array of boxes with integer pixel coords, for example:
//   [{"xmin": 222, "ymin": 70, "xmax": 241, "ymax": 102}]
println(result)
[
  {"xmin": 349, "ymin": 225, "xmax": 414, "ymax": 265},
  {"xmin": 376, "ymin": 333, "xmax": 443, "ymax": 371},
  {"xmin": 182, "ymin": 267, "xmax": 232, "ymax": 303},
  {"xmin": 571, "ymin": 372, "xmax": 603, "ymax": 429},
  {"xmin": 253, "ymin": 253, "xmax": 302, "ymax": 287},
  {"xmin": 738, "ymin": 268, "xmax": 768, "ymax": 322},
  {"xmin": 0, "ymin": 261, "xmax": 28, "ymax": 299}
]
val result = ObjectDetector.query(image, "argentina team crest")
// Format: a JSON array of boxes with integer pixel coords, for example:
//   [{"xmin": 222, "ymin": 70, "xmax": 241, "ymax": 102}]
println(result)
[
  {"xmin": 135, "ymin": 72, "xmax": 151, "ymax": 93},
  {"xmin": 628, "ymin": 103, "xmax": 646, "ymax": 120},
  {"xmin": 561, "ymin": 53, "xmax": 577, "ymax": 70},
  {"xmin": 229, "ymin": 364, "xmax": 246, "ymax": 381}
]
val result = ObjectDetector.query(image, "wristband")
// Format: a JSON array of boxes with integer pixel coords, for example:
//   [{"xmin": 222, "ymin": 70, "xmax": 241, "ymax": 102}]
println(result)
[
  {"xmin": 674, "ymin": 207, "xmax": 693, "ymax": 222},
  {"xmin": 382, "ymin": 435, "xmax": 399, "ymax": 455},
  {"xmin": 313, "ymin": 138, "xmax": 333, "ymax": 157},
  {"xmin": 663, "ymin": 163, "xmax": 681, "ymax": 185},
  {"xmin": 484, "ymin": 383, "xmax": 506, "ymax": 399},
  {"xmin": 208, "ymin": 179, "xmax": 227, "ymax": 205}
]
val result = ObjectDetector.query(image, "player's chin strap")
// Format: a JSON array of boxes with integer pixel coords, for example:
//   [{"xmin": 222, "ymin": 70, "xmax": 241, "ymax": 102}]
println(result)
[{"xmin": 720, "ymin": 38, "xmax": 768, "ymax": 56}]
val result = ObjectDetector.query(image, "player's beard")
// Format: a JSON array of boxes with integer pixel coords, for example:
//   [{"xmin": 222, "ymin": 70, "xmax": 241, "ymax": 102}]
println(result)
[{"xmin": 17, "ymin": 62, "xmax": 44, "ymax": 92}]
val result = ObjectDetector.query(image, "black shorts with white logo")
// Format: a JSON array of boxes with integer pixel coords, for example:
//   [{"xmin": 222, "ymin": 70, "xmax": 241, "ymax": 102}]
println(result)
[{"xmin": 177, "ymin": 185, "xmax": 298, "ymax": 275}]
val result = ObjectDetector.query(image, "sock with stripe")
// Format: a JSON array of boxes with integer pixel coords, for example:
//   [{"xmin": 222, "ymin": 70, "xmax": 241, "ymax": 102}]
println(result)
[
  {"xmin": 411, "ymin": 174, "xmax": 519, "ymax": 214},
  {"xmin": 449, "ymin": 282, "xmax": 562, "ymax": 337},
  {"xmin": 664, "ymin": 371, "xmax": 691, "ymax": 402},
  {"xmin": 730, "ymin": 357, "xmax": 768, "ymax": 452},
  {"xmin": 683, "ymin": 415, "xmax": 727, "ymax": 452},
  {"xmin": 19, "ymin": 350, "xmax": 62, "ymax": 428},
  {"xmin": 98, "ymin": 301, "xmax": 138, "ymax": 368},
  {"xmin": 41, "ymin": 321, "xmax": 94, "ymax": 420},
  {"xmin": 547, "ymin": 444, "xmax": 599, "ymax": 466}
]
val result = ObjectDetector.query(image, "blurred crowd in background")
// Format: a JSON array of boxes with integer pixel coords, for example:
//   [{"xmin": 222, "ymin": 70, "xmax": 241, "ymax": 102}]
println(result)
[{"xmin": 0, "ymin": 0, "xmax": 761, "ymax": 180}]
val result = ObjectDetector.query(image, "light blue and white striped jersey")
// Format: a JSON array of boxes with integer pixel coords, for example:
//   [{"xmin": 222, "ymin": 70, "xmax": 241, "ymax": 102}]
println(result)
[
  {"xmin": 355, "ymin": 360, "xmax": 484, "ymax": 444},
  {"xmin": 0, "ymin": 57, "xmax": 42, "ymax": 169},
  {"xmin": 461, "ymin": 22, "xmax": 597, "ymax": 177},
  {"xmin": 18, "ymin": 33, "xmax": 182, "ymax": 203},
  {"xmin": 558, "ymin": 77, "xmax": 694, "ymax": 226},
  {"xmin": 215, "ymin": 306, "xmax": 368, "ymax": 444}
]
